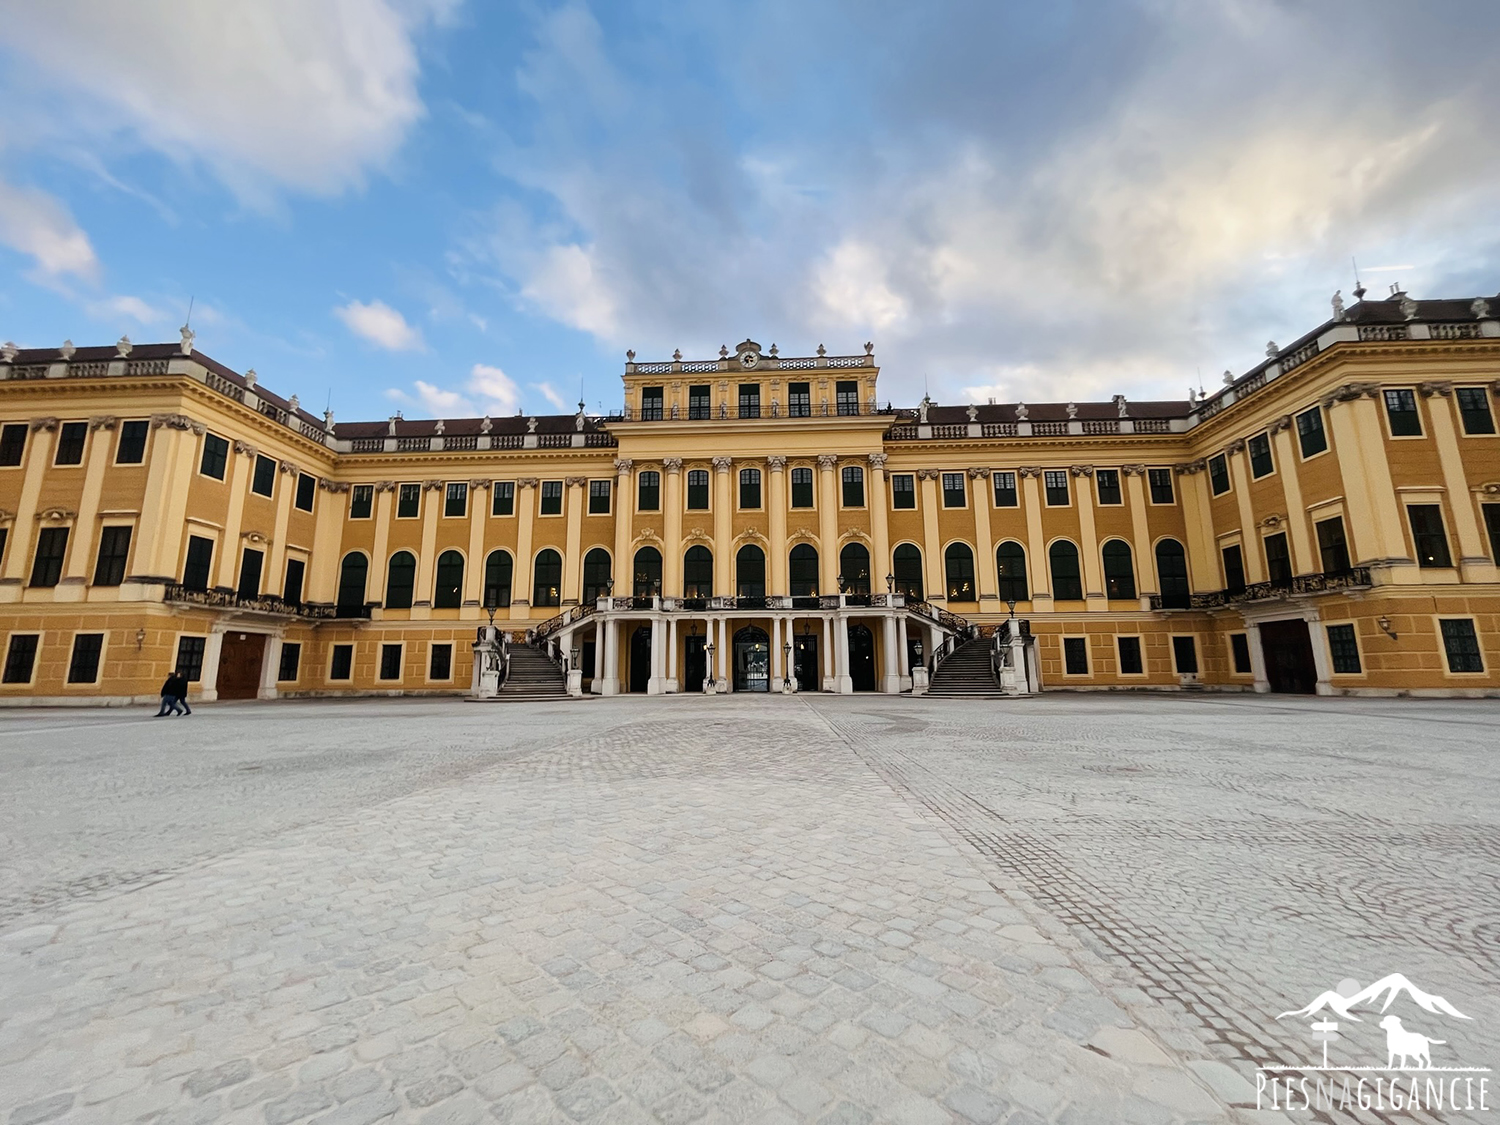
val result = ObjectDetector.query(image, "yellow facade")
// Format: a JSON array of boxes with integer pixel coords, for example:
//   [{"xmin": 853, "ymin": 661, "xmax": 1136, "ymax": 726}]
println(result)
[{"xmin": 2, "ymin": 295, "xmax": 1499, "ymax": 704}]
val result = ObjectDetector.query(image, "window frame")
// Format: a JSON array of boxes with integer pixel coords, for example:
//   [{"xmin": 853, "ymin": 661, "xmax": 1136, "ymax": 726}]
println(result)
[
  {"xmin": 30, "ymin": 526, "xmax": 70, "ymax": 588},
  {"xmin": 640, "ymin": 385, "xmax": 665, "ymax": 421},
  {"xmin": 278, "ymin": 641, "xmax": 302, "ymax": 683},
  {"xmin": 1315, "ymin": 515, "xmax": 1351, "ymax": 573},
  {"xmin": 890, "ymin": 473, "xmax": 916, "ymax": 510},
  {"xmin": 539, "ymin": 480, "xmax": 564, "ymax": 516},
  {"xmin": 1147, "ymin": 467, "xmax": 1175, "ymax": 505},
  {"xmin": 67, "ymin": 632, "xmax": 105, "ymax": 685},
  {"xmin": 1094, "ymin": 468, "xmax": 1122, "ymax": 506},
  {"xmin": 1295, "ymin": 406, "xmax": 1328, "ymax": 459},
  {"xmin": 737, "ymin": 383, "xmax": 761, "ymax": 419},
  {"xmin": 835, "ymin": 380, "xmax": 860, "ymax": 416},
  {"xmin": 432, "ymin": 550, "xmax": 465, "ymax": 609},
  {"xmin": 349, "ymin": 484, "xmax": 374, "ymax": 519},
  {"xmin": 995, "ymin": 541, "xmax": 1028, "ymax": 603},
  {"xmin": 492, "ymin": 481, "xmax": 515, "ymax": 517},
  {"xmin": 1406, "ymin": 504, "xmax": 1452, "ymax": 568},
  {"xmin": 1326, "ymin": 623, "xmax": 1362, "ymax": 675},
  {"xmin": 841, "ymin": 465, "xmax": 865, "ymax": 509},
  {"xmin": 739, "ymin": 468, "xmax": 762, "ymax": 510},
  {"xmin": 1171, "ymin": 635, "xmax": 1199, "ymax": 675},
  {"xmin": 1383, "ymin": 388, "xmax": 1423, "ymax": 437},
  {"xmin": 787, "ymin": 382, "xmax": 811, "ymax": 418},
  {"xmin": 237, "ymin": 546, "xmax": 264, "ymax": 599},
  {"xmin": 182, "ymin": 534, "xmax": 215, "ymax": 591},
  {"xmin": 992, "ymin": 471, "xmax": 1018, "ymax": 508},
  {"xmin": 283, "ymin": 557, "xmax": 306, "ymax": 605},
  {"xmin": 175, "ymin": 635, "xmax": 207, "ymax": 681},
  {"xmin": 396, "ymin": 482, "xmax": 421, "ymax": 519},
  {"xmin": 1229, "ymin": 633, "xmax": 1252, "ymax": 675},
  {"xmin": 251, "ymin": 454, "xmax": 277, "ymax": 498},
  {"xmin": 1048, "ymin": 540, "xmax": 1082, "ymax": 601},
  {"xmin": 789, "ymin": 466, "xmax": 814, "ymax": 509},
  {"xmin": 294, "ymin": 473, "xmax": 316, "ymax": 513},
  {"xmin": 1116, "ymin": 635, "xmax": 1144, "ymax": 676},
  {"xmin": 1455, "ymin": 386, "xmax": 1496, "ymax": 435},
  {"xmin": 1247, "ymin": 433, "xmax": 1274, "ymax": 479},
  {"xmin": 1208, "ymin": 454, "xmax": 1231, "ymax": 496},
  {"xmin": 1101, "ymin": 539, "xmax": 1136, "ymax": 600},
  {"xmin": 444, "ymin": 481, "xmax": 469, "ymax": 518},
  {"xmin": 940, "ymin": 472, "xmax": 966, "ymax": 510},
  {"xmin": 1221, "ymin": 542, "xmax": 1246, "ymax": 594},
  {"xmin": 1438, "ymin": 617, "xmax": 1485, "ymax": 674},
  {"xmin": 3, "ymin": 633, "xmax": 40, "ymax": 685},
  {"xmin": 115, "ymin": 419, "xmax": 149, "ymax": 464},
  {"xmin": 0, "ymin": 423, "xmax": 28, "ymax": 467},
  {"xmin": 686, "ymin": 469, "xmax": 710, "ymax": 511},
  {"xmin": 1061, "ymin": 636, "xmax": 1089, "ymax": 676},
  {"xmin": 92, "ymin": 524, "xmax": 133, "ymax": 587},
  {"xmin": 199, "ymin": 432, "xmax": 229, "ymax": 481},
  {"xmin": 533, "ymin": 549, "xmax": 563, "ymax": 607},
  {"xmin": 688, "ymin": 384, "xmax": 712, "ymax": 420},
  {"xmin": 378, "ymin": 642, "xmax": 405, "ymax": 682},
  {"xmin": 328, "ymin": 643, "xmax": 355, "ymax": 682},
  {"xmin": 53, "ymin": 421, "xmax": 88, "ymax": 466},
  {"xmin": 1043, "ymin": 470, "xmax": 1070, "ymax": 507},
  {"xmin": 637, "ymin": 470, "xmax": 661, "ymax": 512},
  {"xmin": 385, "ymin": 551, "xmax": 417, "ymax": 610},
  {"xmin": 428, "ymin": 642, "xmax": 454, "ymax": 682}
]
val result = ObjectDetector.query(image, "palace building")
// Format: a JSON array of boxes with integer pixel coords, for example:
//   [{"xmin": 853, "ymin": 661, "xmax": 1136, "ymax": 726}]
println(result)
[{"xmin": 1, "ymin": 289, "xmax": 1498, "ymax": 704}]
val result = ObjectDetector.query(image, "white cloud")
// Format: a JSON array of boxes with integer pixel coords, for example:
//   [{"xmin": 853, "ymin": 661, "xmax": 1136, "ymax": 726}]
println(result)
[
  {"xmin": 532, "ymin": 381, "xmax": 568, "ymax": 410},
  {"xmin": 0, "ymin": 177, "xmax": 99, "ymax": 281},
  {"xmin": 520, "ymin": 244, "xmax": 620, "ymax": 338},
  {"xmin": 0, "ymin": 0, "xmax": 446, "ymax": 204},
  {"xmin": 87, "ymin": 294, "xmax": 169, "ymax": 326},
  {"xmin": 335, "ymin": 299, "xmax": 424, "ymax": 351},
  {"xmin": 385, "ymin": 361, "xmax": 525, "ymax": 418},
  {"xmin": 467, "ymin": 363, "xmax": 523, "ymax": 415}
]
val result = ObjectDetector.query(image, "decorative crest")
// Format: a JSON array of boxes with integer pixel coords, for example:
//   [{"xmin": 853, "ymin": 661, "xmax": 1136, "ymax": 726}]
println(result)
[
  {"xmin": 1065, "ymin": 401, "xmax": 1078, "ymax": 419},
  {"xmin": 1015, "ymin": 400, "xmax": 1028, "ymax": 421},
  {"xmin": 1265, "ymin": 341, "xmax": 1279, "ymax": 358},
  {"xmin": 0, "ymin": 342, "xmax": 16, "ymax": 363},
  {"xmin": 116, "ymin": 335, "xmax": 132, "ymax": 358},
  {"xmin": 60, "ymin": 340, "xmax": 76, "ymax": 360}
]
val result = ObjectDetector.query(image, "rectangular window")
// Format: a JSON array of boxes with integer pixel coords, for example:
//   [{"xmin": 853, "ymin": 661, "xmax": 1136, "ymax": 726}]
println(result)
[
  {"xmin": 0, "ymin": 527, "xmax": 6, "ymax": 569},
  {"xmin": 1248, "ymin": 433, "xmax": 1274, "ymax": 478},
  {"xmin": 429, "ymin": 643, "xmax": 453, "ymax": 681},
  {"xmin": 1222, "ymin": 544, "xmax": 1245, "ymax": 594},
  {"xmin": 349, "ymin": 484, "xmax": 373, "ymax": 519},
  {"xmin": 1148, "ymin": 467, "xmax": 1174, "ymax": 504},
  {"xmin": 1208, "ymin": 454, "xmax": 1230, "ymax": 495},
  {"xmin": 1439, "ymin": 619, "xmax": 1484, "ymax": 673},
  {"xmin": 3, "ymin": 634, "xmax": 38, "ymax": 684},
  {"xmin": 789, "ymin": 466, "xmax": 813, "ymax": 508},
  {"xmin": 1296, "ymin": 407, "xmax": 1328, "ymax": 458},
  {"xmin": 1044, "ymin": 470, "xmax": 1069, "ymax": 506},
  {"xmin": 941, "ymin": 472, "xmax": 965, "ymax": 508},
  {"xmin": 738, "ymin": 384, "xmax": 760, "ymax": 418},
  {"xmin": 788, "ymin": 382, "xmax": 811, "ymax": 417},
  {"xmin": 68, "ymin": 633, "xmax": 104, "ymax": 684},
  {"xmin": 739, "ymin": 468, "xmax": 761, "ymax": 509},
  {"xmin": 1095, "ymin": 469, "xmax": 1122, "ymax": 505},
  {"xmin": 378, "ymin": 643, "xmax": 403, "ymax": 681},
  {"xmin": 992, "ymin": 471, "xmax": 1017, "ymax": 507},
  {"xmin": 182, "ymin": 535, "xmax": 214, "ymax": 590},
  {"xmin": 836, "ymin": 380, "xmax": 860, "ymax": 415},
  {"xmin": 842, "ymin": 466, "xmax": 865, "ymax": 508},
  {"xmin": 238, "ymin": 548, "xmax": 263, "ymax": 599},
  {"xmin": 200, "ymin": 433, "xmax": 229, "ymax": 479},
  {"xmin": 640, "ymin": 385, "xmax": 664, "ymax": 421},
  {"xmin": 1316, "ymin": 517, "xmax": 1351, "ymax": 573},
  {"xmin": 492, "ymin": 481, "xmax": 514, "ymax": 516},
  {"xmin": 1384, "ymin": 388, "xmax": 1422, "ymax": 436},
  {"xmin": 1230, "ymin": 633, "xmax": 1252, "ymax": 674},
  {"xmin": 1172, "ymin": 636, "xmax": 1199, "ymax": 674},
  {"xmin": 540, "ymin": 480, "xmax": 563, "ymax": 515},
  {"xmin": 892, "ymin": 473, "xmax": 916, "ymax": 509},
  {"xmin": 444, "ymin": 481, "xmax": 468, "ymax": 518},
  {"xmin": 278, "ymin": 642, "xmax": 301, "ymax": 682},
  {"xmin": 93, "ymin": 525, "xmax": 132, "ymax": 586},
  {"xmin": 175, "ymin": 635, "xmax": 205, "ymax": 681},
  {"xmin": 1407, "ymin": 505, "xmax": 1451, "ymax": 568},
  {"xmin": 251, "ymin": 454, "xmax": 276, "ymax": 497},
  {"xmin": 1264, "ymin": 532, "xmax": 1292, "ymax": 586},
  {"xmin": 1456, "ymin": 387, "xmax": 1496, "ymax": 435},
  {"xmin": 588, "ymin": 479, "xmax": 611, "ymax": 514},
  {"xmin": 1063, "ymin": 636, "xmax": 1088, "ymax": 675},
  {"xmin": 1117, "ymin": 635, "xmax": 1143, "ymax": 674},
  {"xmin": 54, "ymin": 421, "xmax": 87, "ymax": 465},
  {"xmin": 283, "ymin": 558, "xmax": 305, "ymax": 605},
  {"xmin": 30, "ymin": 526, "xmax": 69, "ymax": 587},
  {"xmin": 688, "ymin": 384, "xmax": 711, "ymax": 420},
  {"xmin": 397, "ymin": 483, "xmax": 420, "ymax": 518},
  {"xmin": 0, "ymin": 423, "xmax": 27, "ymax": 466},
  {"xmin": 116, "ymin": 420, "xmax": 149, "ymax": 464},
  {"xmin": 295, "ymin": 473, "xmax": 316, "ymax": 512},
  {"xmin": 687, "ymin": 469, "xmax": 710, "ymax": 510},
  {"xmin": 1485, "ymin": 503, "xmax": 1500, "ymax": 562},
  {"xmin": 637, "ymin": 470, "xmax": 660, "ymax": 511},
  {"xmin": 1326, "ymin": 624, "xmax": 1361, "ymax": 674},
  {"xmin": 329, "ymin": 643, "xmax": 354, "ymax": 681}
]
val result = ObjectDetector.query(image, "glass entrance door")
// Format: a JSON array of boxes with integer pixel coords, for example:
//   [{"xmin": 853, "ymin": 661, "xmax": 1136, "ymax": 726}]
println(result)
[
  {"xmin": 792, "ymin": 634, "xmax": 819, "ymax": 691},
  {"xmin": 733, "ymin": 627, "xmax": 770, "ymax": 692},
  {"xmin": 684, "ymin": 634, "xmax": 706, "ymax": 692}
]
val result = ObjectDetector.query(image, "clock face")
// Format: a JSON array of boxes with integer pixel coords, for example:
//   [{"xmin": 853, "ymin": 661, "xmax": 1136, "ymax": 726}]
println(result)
[{"xmin": 739, "ymin": 350, "xmax": 759, "ymax": 369}]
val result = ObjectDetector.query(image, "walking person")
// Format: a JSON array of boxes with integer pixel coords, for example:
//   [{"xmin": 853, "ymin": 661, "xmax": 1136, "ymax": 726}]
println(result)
[{"xmin": 154, "ymin": 672, "xmax": 192, "ymax": 716}]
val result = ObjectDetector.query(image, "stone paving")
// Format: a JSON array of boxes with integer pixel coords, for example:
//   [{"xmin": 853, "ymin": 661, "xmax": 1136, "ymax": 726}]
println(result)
[{"xmin": 0, "ymin": 694, "xmax": 1496, "ymax": 1125}]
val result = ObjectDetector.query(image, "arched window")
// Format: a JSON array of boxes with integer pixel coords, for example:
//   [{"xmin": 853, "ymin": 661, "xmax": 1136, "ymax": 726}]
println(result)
[
  {"xmin": 533, "ymin": 549, "xmax": 562, "ymax": 607},
  {"xmin": 839, "ymin": 542, "xmax": 871, "ymax": 594},
  {"xmin": 684, "ymin": 545, "xmax": 713, "ymax": 598},
  {"xmin": 582, "ymin": 548, "xmax": 612, "ymax": 604},
  {"xmin": 944, "ymin": 543, "xmax": 976, "ymax": 602},
  {"xmin": 736, "ymin": 544, "xmax": 765, "ymax": 598},
  {"xmin": 1156, "ymin": 539, "xmax": 1190, "ymax": 609},
  {"xmin": 1102, "ymin": 540, "xmax": 1136, "ymax": 600},
  {"xmin": 483, "ymin": 550, "xmax": 512, "ymax": 609},
  {"xmin": 337, "ymin": 553, "xmax": 368, "ymax": 613},
  {"xmin": 434, "ymin": 550, "xmax": 464, "ymax": 608},
  {"xmin": 789, "ymin": 544, "xmax": 819, "ymax": 597},
  {"xmin": 1049, "ymin": 541, "xmax": 1082, "ymax": 601},
  {"xmin": 632, "ymin": 546, "xmax": 661, "ymax": 597},
  {"xmin": 996, "ymin": 541, "xmax": 1028, "ymax": 602},
  {"xmin": 892, "ymin": 544, "xmax": 923, "ymax": 600},
  {"xmin": 385, "ymin": 551, "xmax": 416, "ymax": 609}
]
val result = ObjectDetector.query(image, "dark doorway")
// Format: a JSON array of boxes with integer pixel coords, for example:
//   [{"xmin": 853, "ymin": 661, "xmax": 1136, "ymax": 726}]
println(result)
[
  {"xmin": 581, "ymin": 641, "xmax": 596, "ymax": 681},
  {"xmin": 1259, "ymin": 618, "xmax": 1317, "ymax": 693},
  {"xmin": 848, "ymin": 623, "xmax": 876, "ymax": 691},
  {"xmin": 793, "ymin": 633, "xmax": 819, "ymax": 691},
  {"xmin": 684, "ymin": 634, "xmax": 707, "ymax": 692},
  {"xmin": 629, "ymin": 626, "xmax": 651, "ymax": 693},
  {"xmin": 218, "ymin": 632, "xmax": 266, "ymax": 700},
  {"xmin": 734, "ymin": 626, "xmax": 770, "ymax": 692}
]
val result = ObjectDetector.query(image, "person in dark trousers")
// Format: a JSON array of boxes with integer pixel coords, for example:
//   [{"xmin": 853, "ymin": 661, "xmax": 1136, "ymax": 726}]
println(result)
[{"xmin": 155, "ymin": 673, "xmax": 192, "ymax": 716}]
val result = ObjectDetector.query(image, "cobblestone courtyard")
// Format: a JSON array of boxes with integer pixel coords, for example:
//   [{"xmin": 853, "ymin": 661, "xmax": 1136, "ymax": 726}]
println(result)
[{"xmin": 1, "ymin": 695, "xmax": 1496, "ymax": 1125}]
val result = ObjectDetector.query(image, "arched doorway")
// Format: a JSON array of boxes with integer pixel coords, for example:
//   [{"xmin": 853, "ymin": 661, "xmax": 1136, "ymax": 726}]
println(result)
[
  {"xmin": 789, "ymin": 544, "xmax": 819, "ymax": 597},
  {"xmin": 629, "ymin": 625, "xmax": 652, "ymax": 693},
  {"xmin": 582, "ymin": 548, "xmax": 611, "ymax": 604},
  {"xmin": 733, "ymin": 626, "xmax": 770, "ymax": 692},
  {"xmin": 848, "ymin": 624, "xmax": 876, "ymax": 691},
  {"xmin": 892, "ymin": 543, "xmax": 923, "ymax": 600},
  {"xmin": 792, "ymin": 626, "xmax": 819, "ymax": 691},
  {"xmin": 839, "ymin": 543, "xmax": 871, "ymax": 594},
  {"xmin": 684, "ymin": 545, "xmax": 713, "ymax": 598},
  {"xmin": 633, "ymin": 546, "xmax": 661, "ymax": 598},
  {"xmin": 736, "ymin": 544, "xmax": 766, "ymax": 599},
  {"xmin": 337, "ymin": 553, "xmax": 368, "ymax": 615}
]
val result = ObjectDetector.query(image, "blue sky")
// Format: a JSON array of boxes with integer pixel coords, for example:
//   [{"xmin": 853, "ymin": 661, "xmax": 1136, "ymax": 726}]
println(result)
[{"xmin": 2, "ymin": 0, "xmax": 1498, "ymax": 422}]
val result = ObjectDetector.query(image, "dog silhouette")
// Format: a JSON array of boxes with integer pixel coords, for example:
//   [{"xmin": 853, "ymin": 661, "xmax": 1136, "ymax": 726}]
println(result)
[{"xmin": 1380, "ymin": 1016, "xmax": 1445, "ymax": 1069}]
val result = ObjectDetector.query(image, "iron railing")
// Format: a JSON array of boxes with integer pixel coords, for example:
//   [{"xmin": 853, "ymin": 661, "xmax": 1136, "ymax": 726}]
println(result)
[
  {"xmin": 1148, "ymin": 567, "xmax": 1371, "ymax": 610},
  {"xmin": 162, "ymin": 582, "xmax": 358, "ymax": 619}
]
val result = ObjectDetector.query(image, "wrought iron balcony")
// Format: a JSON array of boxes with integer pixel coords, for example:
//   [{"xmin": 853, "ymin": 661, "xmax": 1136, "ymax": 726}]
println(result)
[
  {"xmin": 1149, "ymin": 567, "xmax": 1371, "ymax": 610},
  {"xmin": 162, "ymin": 582, "xmax": 353, "ymax": 619}
]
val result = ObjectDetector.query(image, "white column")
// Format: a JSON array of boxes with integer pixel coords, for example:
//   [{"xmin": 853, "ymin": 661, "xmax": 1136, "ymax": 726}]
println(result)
[
  {"xmin": 198, "ymin": 629, "xmax": 226, "ymax": 702},
  {"xmin": 835, "ymin": 614, "xmax": 852, "ymax": 693},
  {"xmin": 821, "ymin": 617, "xmax": 834, "ymax": 691},
  {"xmin": 770, "ymin": 615, "xmax": 782, "ymax": 686},
  {"xmin": 1306, "ymin": 613, "xmax": 1335, "ymax": 696},
  {"xmin": 666, "ymin": 617, "xmax": 678, "ymax": 692},
  {"xmin": 259, "ymin": 635, "xmax": 283, "ymax": 700},
  {"xmin": 648, "ymin": 615, "xmax": 664, "ymax": 694},
  {"xmin": 601, "ymin": 618, "xmax": 620, "ymax": 695},
  {"xmin": 880, "ymin": 614, "xmax": 900, "ymax": 693},
  {"xmin": 717, "ymin": 616, "xmax": 731, "ymax": 691},
  {"xmin": 1245, "ymin": 620, "xmax": 1270, "ymax": 694}
]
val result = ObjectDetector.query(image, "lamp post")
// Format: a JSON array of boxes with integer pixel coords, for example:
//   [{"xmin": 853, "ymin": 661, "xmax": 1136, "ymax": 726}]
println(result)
[
  {"xmin": 704, "ymin": 640, "xmax": 715, "ymax": 692},
  {"xmin": 782, "ymin": 640, "xmax": 792, "ymax": 691},
  {"xmin": 885, "ymin": 573, "xmax": 895, "ymax": 594},
  {"xmin": 1007, "ymin": 597, "xmax": 1016, "ymax": 619}
]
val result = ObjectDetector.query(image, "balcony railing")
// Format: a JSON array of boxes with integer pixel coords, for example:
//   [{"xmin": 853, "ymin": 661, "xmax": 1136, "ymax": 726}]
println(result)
[
  {"xmin": 590, "ymin": 593, "xmax": 911, "ymax": 612},
  {"xmin": 607, "ymin": 402, "xmax": 898, "ymax": 422},
  {"xmin": 162, "ymin": 582, "xmax": 353, "ymax": 619},
  {"xmin": 1149, "ymin": 567, "xmax": 1371, "ymax": 610}
]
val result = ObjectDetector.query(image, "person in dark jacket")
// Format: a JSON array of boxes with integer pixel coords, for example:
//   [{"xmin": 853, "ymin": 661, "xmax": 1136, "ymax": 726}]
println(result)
[{"xmin": 155, "ymin": 673, "xmax": 192, "ymax": 716}]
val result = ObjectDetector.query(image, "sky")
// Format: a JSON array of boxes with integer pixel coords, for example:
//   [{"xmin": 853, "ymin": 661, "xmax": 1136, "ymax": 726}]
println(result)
[{"xmin": 2, "ymin": 0, "xmax": 1499, "ymax": 423}]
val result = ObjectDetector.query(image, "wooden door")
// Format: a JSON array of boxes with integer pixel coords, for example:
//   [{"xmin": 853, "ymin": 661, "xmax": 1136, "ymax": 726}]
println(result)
[
  {"xmin": 1259, "ymin": 619, "xmax": 1316, "ymax": 694},
  {"xmin": 217, "ymin": 632, "xmax": 267, "ymax": 700}
]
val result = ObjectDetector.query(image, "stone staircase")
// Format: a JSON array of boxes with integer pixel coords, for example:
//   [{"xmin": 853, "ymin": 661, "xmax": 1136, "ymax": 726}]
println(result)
[
  {"xmin": 925, "ymin": 638, "xmax": 1008, "ymax": 698},
  {"xmin": 494, "ymin": 644, "xmax": 572, "ymax": 701}
]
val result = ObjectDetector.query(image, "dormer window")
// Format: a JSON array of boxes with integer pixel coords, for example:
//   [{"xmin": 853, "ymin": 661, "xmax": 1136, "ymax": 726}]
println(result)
[{"xmin": 641, "ymin": 386, "xmax": 664, "ymax": 421}]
